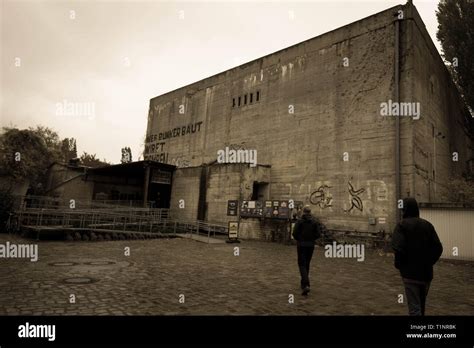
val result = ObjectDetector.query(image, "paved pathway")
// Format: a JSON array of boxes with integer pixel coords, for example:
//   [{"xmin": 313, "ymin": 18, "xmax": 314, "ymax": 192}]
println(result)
[{"xmin": 0, "ymin": 234, "xmax": 472, "ymax": 315}]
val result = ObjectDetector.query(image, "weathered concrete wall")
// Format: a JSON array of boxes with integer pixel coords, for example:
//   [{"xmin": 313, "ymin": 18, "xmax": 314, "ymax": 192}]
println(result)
[
  {"xmin": 46, "ymin": 164, "xmax": 83, "ymax": 192},
  {"xmin": 205, "ymin": 164, "xmax": 241, "ymax": 224},
  {"xmin": 146, "ymin": 3, "xmax": 473, "ymax": 239},
  {"xmin": 60, "ymin": 177, "xmax": 94, "ymax": 205},
  {"xmin": 46, "ymin": 164, "xmax": 94, "ymax": 205},
  {"xmin": 171, "ymin": 164, "xmax": 271, "ymax": 226},
  {"xmin": 146, "ymin": 6, "xmax": 404, "ymax": 235},
  {"xmin": 169, "ymin": 166, "xmax": 201, "ymax": 221},
  {"xmin": 404, "ymin": 5, "xmax": 474, "ymax": 204},
  {"xmin": 206, "ymin": 164, "xmax": 271, "ymax": 225}
]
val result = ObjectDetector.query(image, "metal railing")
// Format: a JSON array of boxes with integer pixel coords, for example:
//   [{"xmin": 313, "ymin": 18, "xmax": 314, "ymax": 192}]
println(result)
[
  {"xmin": 18, "ymin": 195, "xmax": 158, "ymax": 210},
  {"xmin": 188, "ymin": 220, "xmax": 228, "ymax": 242},
  {"xmin": 14, "ymin": 208, "xmax": 227, "ymax": 242}
]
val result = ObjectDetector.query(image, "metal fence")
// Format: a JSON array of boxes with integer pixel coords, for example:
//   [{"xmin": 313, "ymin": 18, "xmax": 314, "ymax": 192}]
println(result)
[
  {"xmin": 13, "ymin": 207, "xmax": 227, "ymax": 242},
  {"xmin": 18, "ymin": 195, "xmax": 157, "ymax": 210}
]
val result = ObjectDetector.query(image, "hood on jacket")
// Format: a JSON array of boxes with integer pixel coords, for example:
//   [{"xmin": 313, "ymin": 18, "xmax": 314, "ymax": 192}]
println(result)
[
  {"xmin": 402, "ymin": 197, "xmax": 420, "ymax": 218},
  {"xmin": 302, "ymin": 213, "xmax": 313, "ymax": 220}
]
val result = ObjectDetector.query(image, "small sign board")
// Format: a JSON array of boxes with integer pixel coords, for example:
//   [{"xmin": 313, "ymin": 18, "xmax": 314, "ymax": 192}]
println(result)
[
  {"xmin": 264, "ymin": 201, "xmax": 273, "ymax": 218},
  {"xmin": 151, "ymin": 169, "xmax": 172, "ymax": 184},
  {"xmin": 240, "ymin": 200, "xmax": 263, "ymax": 218},
  {"xmin": 228, "ymin": 221, "xmax": 239, "ymax": 239},
  {"xmin": 278, "ymin": 201, "xmax": 290, "ymax": 219},
  {"xmin": 227, "ymin": 200, "xmax": 238, "ymax": 216},
  {"xmin": 263, "ymin": 200, "xmax": 291, "ymax": 219},
  {"xmin": 272, "ymin": 207, "xmax": 279, "ymax": 217},
  {"xmin": 272, "ymin": 201, "xmax": 280, "ymax": 217}
]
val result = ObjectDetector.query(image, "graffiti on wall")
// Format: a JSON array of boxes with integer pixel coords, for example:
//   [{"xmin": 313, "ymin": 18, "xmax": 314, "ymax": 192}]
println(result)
[
  {"xmin": 170, "ymin": 156, "xmax": 192, "ymax": 168},
  {"xmin": 344, "ymin": 181, "xmax": 366, "ymax": 213},
  {"xmin": 309, "ymin": 184, "xmax": 333, "ymax": 209},
  {"xmin": 225, "ymin": 142, "xmax": 246, "ymax": 151},
  {"xmin": 273, "ymin": 182, "xmax": 333, "ymax": 206},
  {"xmin": 272, "ymin": 179, "xmax": 388, "ymax": 215},
  {"xmin": 143, "ymin": 148, "xmax": 192, "ymax": 168},
  {"xmin": 365, "ymin": 180, "xmax": 388, "ymax": 201}
]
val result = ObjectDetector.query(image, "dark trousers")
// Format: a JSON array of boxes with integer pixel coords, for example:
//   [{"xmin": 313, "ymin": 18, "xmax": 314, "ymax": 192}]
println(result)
[
  {"xmin": 403, "ymin": 279, "xmax": 431, "ymax": 316},
  {"xmin": 297, "ymin": 246, "xmax": 314, "ymax": 289}
]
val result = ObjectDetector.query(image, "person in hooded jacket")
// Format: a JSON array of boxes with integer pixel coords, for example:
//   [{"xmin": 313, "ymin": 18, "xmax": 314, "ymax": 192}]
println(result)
[
  {"xmin": 391, "ymin": 197, "xmax": 443, "ymax": 316},
  {"xmin": 292, "ymin": 206, "xmax": 324, "ymax": 296}
]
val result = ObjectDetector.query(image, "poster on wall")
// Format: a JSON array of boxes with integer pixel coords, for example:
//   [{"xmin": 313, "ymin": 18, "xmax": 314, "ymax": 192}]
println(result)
[
  {"xmin": 263, "ymin": 201, "xmax": 273, "ymax": 218},
  {"xmin": 240, "ymin": 200, "xmax": 263, "ymax": 218},
  {"xmin": 151, "ymin": 169, "xmax": 171, "ymax": 184},
  {"xmin": 272, "ymin": 201, "xmax": 280, "ymax": 218},
  {"xmin": 227, "ymin": 200, "xmax": 238, "ymax": 216},
  {"xmin": 277, "ymin": 201, "xmax": 290, "ymax": 219},
  {"xmin": 262, "ymin": 200, "xmax": 291, "ymax": 219}
]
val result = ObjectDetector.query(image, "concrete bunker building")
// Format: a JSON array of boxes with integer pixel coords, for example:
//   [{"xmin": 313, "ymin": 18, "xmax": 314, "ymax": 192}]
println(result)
[{"xmin": 144, "ymin": 3, "xmax": 474, "ymax": 240}]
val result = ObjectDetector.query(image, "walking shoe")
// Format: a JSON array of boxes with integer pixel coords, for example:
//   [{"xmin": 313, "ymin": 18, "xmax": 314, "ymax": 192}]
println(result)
[{"xmin": 302, "ymin": 286, "xmax": 310, "ymax": 296}]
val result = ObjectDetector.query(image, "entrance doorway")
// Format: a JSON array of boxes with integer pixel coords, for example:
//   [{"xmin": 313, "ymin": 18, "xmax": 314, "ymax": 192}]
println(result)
[
  {"xmin": 251, "ymin": 181, "xmax": 269, "ymax": 201},
  {"xmin": 148, "ymin": 183, "xmax": 171, "ymax": 208}
]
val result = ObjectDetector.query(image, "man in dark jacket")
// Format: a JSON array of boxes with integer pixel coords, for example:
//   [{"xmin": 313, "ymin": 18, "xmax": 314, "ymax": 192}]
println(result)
[
  {"xmin": 391, "ymin": 197, "xmax": 443, "ymax": 316},
  {"xmin": 292, "ymin": 206, "xmax": 324, "ymax": 296}
]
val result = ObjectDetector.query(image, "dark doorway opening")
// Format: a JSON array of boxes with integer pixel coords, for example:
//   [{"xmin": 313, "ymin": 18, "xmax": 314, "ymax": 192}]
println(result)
[
  {"xmin": 251, "ymin": 181, "xmax": 269, "ymax": 201},
  {"xmin": 148, "ymin": 183, "xmax": 171, "ymax": 208}
]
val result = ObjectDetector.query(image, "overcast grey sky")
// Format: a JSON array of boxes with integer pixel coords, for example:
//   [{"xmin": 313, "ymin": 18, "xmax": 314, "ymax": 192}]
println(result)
[{"xmin": 1, "ymin": 0, "xmax": 442, "ymax": 164}]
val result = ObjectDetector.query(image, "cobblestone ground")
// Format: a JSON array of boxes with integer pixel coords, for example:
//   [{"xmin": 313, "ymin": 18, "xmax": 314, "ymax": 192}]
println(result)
[{"xmin": 0, "ymin": 234, "xmax": 472, "ymax": 315}]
